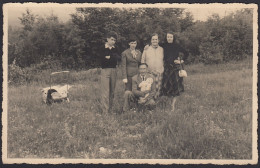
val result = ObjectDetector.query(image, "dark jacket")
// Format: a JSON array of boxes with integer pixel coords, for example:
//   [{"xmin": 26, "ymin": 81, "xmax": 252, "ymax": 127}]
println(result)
[
  {"xmin": 132, "ymin": 72, "xmax": 156, "ymax": 100},
  {"xmin": 121, "ymin": 48, "xmax": 142, "ymax": 78},
  {"xmin": 162, "ymin": 42, "xmax": 188, "ymax": 64},
  {"xmin": 99, "ymin": 44, "xmax": 120, "ymax": 68}
]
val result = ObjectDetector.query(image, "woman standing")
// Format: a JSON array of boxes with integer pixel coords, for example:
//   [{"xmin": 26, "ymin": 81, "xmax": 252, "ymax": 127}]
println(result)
[
  {"xmin": 141, "ymin": 33, "xmax": 164, "ymax": 99},
  {"xmin": 121, "ymin": 38, "xmax": 142, "ymax": 91},
  {"xmin": 161, "ymin": 31, "xmax": 188, "ymax": 112}
]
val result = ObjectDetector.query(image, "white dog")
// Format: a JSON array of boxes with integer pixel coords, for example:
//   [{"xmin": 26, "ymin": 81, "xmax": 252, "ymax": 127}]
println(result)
[{"xmin": 41, "ymin": 85, "xmax": 73, "ymax": 104}]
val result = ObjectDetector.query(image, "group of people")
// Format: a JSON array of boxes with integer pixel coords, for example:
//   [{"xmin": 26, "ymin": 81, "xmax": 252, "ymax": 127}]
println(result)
[{"xmin": 99, "ymin": 31, "xmax": 188, "ymax": 113}]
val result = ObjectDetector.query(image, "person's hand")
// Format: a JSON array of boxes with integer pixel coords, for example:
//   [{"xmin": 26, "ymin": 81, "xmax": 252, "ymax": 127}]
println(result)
[
  {"xmin": 174, "ymin": 59, "xmax": 184, "ymax": 64},
  {"xmin": 144, "ymin": 45, "xmax": 150, "ymax": 50},
  {"xmin": 122, "ymin": 78, "xmax": 128, "ymax": 83},
  {"xmin": 105, "ymin": 55, "xmax": 110, "ymax": 59},
  {"xmin": 138, "ymin": 98, "xmax": 146, "ymax": 104},
  {"xmin": 150, "ymin": 69, "xmax": 159, "ymax": 76},
  {"xmin": 142, "ymin": 90, "xmax": 150, "ymax": 96}
]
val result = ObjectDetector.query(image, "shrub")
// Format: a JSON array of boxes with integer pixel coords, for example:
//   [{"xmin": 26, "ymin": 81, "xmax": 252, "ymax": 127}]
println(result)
[
  {"xmin": 8, "ymin": 63, "xmax": 27, "ymax": 85},
  {"xmin": 8, "ymin": 60, "xmax": 64, "ymax": 85}
]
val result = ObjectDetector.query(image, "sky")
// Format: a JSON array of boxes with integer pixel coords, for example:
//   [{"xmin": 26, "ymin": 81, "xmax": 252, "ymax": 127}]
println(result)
[{"xmin": 5, "ymin": 3, "xmax": 247, "ymax": 27}]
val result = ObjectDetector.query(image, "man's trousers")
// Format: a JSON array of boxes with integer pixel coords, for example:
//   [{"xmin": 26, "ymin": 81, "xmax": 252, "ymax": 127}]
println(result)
[{"xmin": 100, "ymin": 68, "xmax": 117, "ymax": 113}]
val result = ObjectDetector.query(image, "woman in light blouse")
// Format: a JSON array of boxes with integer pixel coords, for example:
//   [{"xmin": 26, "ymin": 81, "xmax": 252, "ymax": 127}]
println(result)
[{"xmin": 141, "ymin": 33, "xmax": 164, "ymax": 99}]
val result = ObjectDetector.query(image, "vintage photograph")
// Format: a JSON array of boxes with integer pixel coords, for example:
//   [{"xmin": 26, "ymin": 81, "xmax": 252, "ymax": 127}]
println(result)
[{"xmin": 2, "ymin": 3, "xmax": 258, "ymax": 164}]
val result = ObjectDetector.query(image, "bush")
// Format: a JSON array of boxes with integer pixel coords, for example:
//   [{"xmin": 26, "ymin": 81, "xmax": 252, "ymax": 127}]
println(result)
[
  {"xmin": 8, "ymin": 60, "xmax": 64, "ymax": 85},
  {"xmin": 8, "ymin": 63, "xmax": 27, "ymax": 85},
  {"xmin": 201, "ymin": 52, "xmax": 224, "ymax": 65}
]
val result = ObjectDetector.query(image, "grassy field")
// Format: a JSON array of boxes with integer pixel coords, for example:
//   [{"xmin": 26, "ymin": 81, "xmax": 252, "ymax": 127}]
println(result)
[{"xmin": 7, "ymin": 60, "xmax": 253, "ymax": 159}]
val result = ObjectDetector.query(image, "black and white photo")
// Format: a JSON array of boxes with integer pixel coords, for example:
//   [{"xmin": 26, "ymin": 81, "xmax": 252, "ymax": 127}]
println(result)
[{"xmin": 2, "ymin": 2, "xmax": 258, "ymax": 164}]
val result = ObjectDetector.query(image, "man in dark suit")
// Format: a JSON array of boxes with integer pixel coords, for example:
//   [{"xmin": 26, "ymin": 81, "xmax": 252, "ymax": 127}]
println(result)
[{"xmin": 123, "ymin": 63, "xmax": 156, "ymax": 112}]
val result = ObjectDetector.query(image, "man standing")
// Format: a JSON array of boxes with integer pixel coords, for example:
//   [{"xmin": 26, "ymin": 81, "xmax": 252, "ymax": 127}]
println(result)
[
  {"xmin": 99, "ymin": 32, "xmax": 120, "ymax": 113},
  {"xmin": 123, "ymin": 63, "xmax": 156, "ymax": 112}
]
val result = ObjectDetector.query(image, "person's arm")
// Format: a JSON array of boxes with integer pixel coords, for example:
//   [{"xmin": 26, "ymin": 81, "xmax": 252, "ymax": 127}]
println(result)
[
  {"xmin": 136, "ymin": 50, "xmax": 142, "ymax": 63},
  {"xmin": 141, "ymin": 49, "xmax": 146, "ymax": 63},
  {"xmin": 132, "ymin": 77, "xmax": 145, "ymax": 97},
  {"xmin": 121, "ymin": 51, "xmax": 127, "ymax": 82}
]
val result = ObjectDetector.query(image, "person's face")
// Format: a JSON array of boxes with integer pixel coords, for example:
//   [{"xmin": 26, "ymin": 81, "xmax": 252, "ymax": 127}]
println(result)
[
  {"xmin": 129, "ymin": 41, "xmax": 137, "ymax": 50},
  {"xmin": 107, "ymin": 37, "xmax": 116, "ymax": 46},
  {"xmin": 151, "ymin": 35, "xmax": 159, "ymax": 47},
  {"xmin": 167, "ymin": 33, "xmax": 174, "ymax": 43},
  {"xmin": 139, "ymin": 64, "xmax": 147, "ymax": 75}
]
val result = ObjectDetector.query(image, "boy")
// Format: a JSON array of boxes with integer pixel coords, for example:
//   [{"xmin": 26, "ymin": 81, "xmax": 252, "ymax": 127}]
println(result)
[{"xmin": 99, "ymin": 32, "xmax": 120, "ymax": 113}]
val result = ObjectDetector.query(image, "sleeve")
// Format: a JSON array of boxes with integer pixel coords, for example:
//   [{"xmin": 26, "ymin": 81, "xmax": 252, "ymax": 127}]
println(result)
[
  {"xmin": 141, "ymin": 49, "xmax": 146, "ymax": 63},
  {"xmin": 179, "ymin": 45, "xmax": 189, "ymax": 61},
  {"xmin": 132, "ymin": 77, "xmax": 144, "ymax": 97},
  {"xmin": 137, "ymin": 50, "xmax": 142, "ymax": 63},
  {"xmin": 121, "ymin": 51, "xmax": 127, "ymax": 79}
]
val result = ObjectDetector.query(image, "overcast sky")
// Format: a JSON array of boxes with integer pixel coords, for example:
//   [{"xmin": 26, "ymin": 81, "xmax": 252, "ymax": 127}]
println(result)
[{"xmin": 5, "ymin": 3, "xmax": 246, "ymax": 27}]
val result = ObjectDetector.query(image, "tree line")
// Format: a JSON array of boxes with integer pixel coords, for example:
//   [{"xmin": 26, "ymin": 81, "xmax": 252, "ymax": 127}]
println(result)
[{"xmin": 8, "ymin": 8, "xmax": 253, "ymax": 70}]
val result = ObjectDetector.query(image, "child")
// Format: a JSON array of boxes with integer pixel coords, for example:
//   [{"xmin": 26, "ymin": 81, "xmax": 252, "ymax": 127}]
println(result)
[{"xmin": 99, "ymin": 32, "xmax": 120, "ymax": 113}]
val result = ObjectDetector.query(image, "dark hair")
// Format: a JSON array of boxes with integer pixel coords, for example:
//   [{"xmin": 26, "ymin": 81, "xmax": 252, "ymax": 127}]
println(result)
[
  {"xmin": 128, "ymin": 36, "xmax": 138, "ymax": 44},
  {"xmin": 166, "ymin": 31, "xmax": 174, "ymax": 36},
  {"xmin": 138, "ymin": 63, "xmax": 148, "ymax": 68},
  {"xmin": 166, "ymin": 31, "xmax": 177, "ymax": 43},
  {"xmin": 106, "ymin": 32, "xmax": 117, "ymax": 39},
  {"xmin": 150, "ymin": 33, "xmax": 159, "ymax": 40}
]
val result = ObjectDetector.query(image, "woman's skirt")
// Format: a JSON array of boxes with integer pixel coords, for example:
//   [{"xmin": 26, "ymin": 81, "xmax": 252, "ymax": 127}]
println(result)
[
  {"xmin": 154, "ymin": 72, "xmax": 163, "ymax": 99},
  {"xmin": 160, "ymin": 64, "xmax": 184, "ymax": 97}
]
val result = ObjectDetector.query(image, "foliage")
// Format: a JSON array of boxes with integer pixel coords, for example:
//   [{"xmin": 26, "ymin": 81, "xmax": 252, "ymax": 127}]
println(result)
[
  {"xmin": 8, "ymin": 61, "xmax": 27, "ymax": 85},
  {"xmin": 186, "ymin": 9, "xmax": 252, "ymax": 64},
  {"xmin": 8, "ymin": 8, "xmax": 253, "ymax": 79},
  {"xmin": 9, "ymin": 8, "xmax": 193, "ymax": 69}
]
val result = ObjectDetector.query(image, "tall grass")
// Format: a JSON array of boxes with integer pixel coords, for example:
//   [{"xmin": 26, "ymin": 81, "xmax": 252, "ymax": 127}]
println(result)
[{"xmin": 7, "ymin": 60, "xmax": 252, "ymax": 159}]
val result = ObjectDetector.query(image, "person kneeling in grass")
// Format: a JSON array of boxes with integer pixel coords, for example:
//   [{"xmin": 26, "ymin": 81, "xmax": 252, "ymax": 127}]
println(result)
[{"xmin": 123, "ymin": 63, "xmax": 156, "ymax": 112}]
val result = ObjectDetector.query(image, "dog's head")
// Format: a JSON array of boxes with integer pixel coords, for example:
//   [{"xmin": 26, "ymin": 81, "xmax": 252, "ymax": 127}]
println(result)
[{"xmin": 41, "ymin": 88, "xmax": 49, "ymax": 103}]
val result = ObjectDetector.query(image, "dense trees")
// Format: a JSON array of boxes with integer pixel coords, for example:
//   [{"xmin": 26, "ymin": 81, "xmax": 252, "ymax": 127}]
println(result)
[{"xmin": 8, "ymin": 8, "xmax": 253, "ymax": 70}]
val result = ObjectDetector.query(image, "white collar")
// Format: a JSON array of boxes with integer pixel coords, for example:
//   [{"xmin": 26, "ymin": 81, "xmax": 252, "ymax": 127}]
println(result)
[
  {"xmin": 105, "ymin": 43, "xmax": 115, "ymax": 49},
  {"xmin": 140, "ymin": 74, "xmax": 146, "ymax": 78}
]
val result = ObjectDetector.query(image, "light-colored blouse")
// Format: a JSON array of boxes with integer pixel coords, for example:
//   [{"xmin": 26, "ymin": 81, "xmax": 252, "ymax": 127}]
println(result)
[{"xmin": 141, "ymin": 46, "xmax": 164, "ymax": 74}]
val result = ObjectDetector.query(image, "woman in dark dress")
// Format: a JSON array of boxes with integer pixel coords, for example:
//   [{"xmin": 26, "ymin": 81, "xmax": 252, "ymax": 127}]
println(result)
[{"xmin": 160, "ymin": 31, "xmax": 188, "ymax": 112}]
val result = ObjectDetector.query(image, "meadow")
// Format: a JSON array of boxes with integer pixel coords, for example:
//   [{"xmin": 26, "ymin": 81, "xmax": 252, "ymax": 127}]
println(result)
[{"xmin": 7, "ymin": 60, "xmax": 253, "ymax": 159}]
